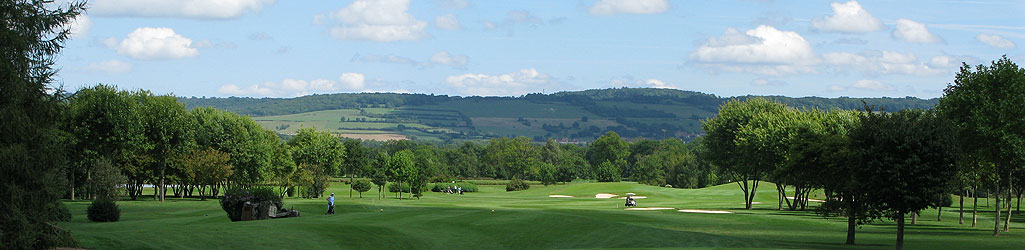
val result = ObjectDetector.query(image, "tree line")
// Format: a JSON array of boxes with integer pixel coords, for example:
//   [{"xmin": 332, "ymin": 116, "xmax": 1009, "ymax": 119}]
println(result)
[{"xmin": 701, "ymin": 56, "xmax": 1025, "ymax": 250}]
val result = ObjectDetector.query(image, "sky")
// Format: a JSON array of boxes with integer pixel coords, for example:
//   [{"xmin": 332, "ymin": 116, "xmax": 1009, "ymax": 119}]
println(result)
[{"xmin": 55, "ymin": 0, "xmax": 1024, "ymax": 99}]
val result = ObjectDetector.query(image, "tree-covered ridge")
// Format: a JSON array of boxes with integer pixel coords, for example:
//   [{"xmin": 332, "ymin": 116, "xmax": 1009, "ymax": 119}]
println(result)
[{"xmin": 180, "ymin": 88, "xmax": 938, "ymax": 117}]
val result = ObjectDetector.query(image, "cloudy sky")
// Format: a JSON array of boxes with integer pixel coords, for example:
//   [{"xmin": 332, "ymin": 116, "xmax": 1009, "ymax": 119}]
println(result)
[{"xmin": 56, "ymin": 0, "xmax": 1023, "ymax": 98}]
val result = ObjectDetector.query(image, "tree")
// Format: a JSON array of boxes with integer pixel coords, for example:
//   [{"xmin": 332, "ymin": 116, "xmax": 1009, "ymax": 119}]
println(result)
[
  {"xmin": 484, "ymin": 137, "xmax": 538, "ymax": 179},
  {"xmin": 183, "ymin": 148, "xmax": 232, "ymax": 200},
  {"xmin": 90, "ymin": 158, "xmax": 128, "ymax": 201},
  {"xmin": 938, "ymin": 56, "xmax": 1025, "ymax": 236},
  {"xmin": 371, "ymin": 152, "xmax": 389, "ymax": 200},
  {"xmin": 138, "ymin": 93, "xmax": 195, "ymax": 202},
  {"xmin": 289, "ymin": 127, "xmax": 345, "ymax": 178},
  {"xmin": 702, "ymin": 98, "xmax": 788, "ymax": 209},
  {"xmin": 65, "ymin": 84, "xmax": 145, "ymax": 200},
  {"xmin": 851, "ymin": 109, "xmax": 959, "ymax": 250},
  {"xmin": 595, "ymin": 160, "xmax": 621, "ymax": 182},
  {"xmin": 352, "ymin": 179, "xmax": 372, "ymax": 198},
  {"xmin": 342, "ymin": 139, "xmax": 369, "ymax": 198},
  {"xmin": 587, "ymin": 132, "xmax": 629, "ymax": 181},
  {"xmin": 388, "ymin": 150, "xmax": 416, "ymax": 199},
  {"xmin": 1, "ymin": 0, "xmax": 84, "ymax": 248},
  {"xmin": 537, "ymin": 162, "xmax": 557, "ymax": 185}
]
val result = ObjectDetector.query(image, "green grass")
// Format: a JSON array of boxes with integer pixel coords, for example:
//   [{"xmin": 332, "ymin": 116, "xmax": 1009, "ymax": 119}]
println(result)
[{"xmin": 63, "ymin": 182, "xmax": 1023, "ymax": 249}]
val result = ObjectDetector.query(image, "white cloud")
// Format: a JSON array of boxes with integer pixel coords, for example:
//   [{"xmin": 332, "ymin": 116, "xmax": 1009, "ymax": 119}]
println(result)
[
  {"xmin": 326, "ymin": 0, "xmax": 428, "ymax": 42},
  {"xmin": 691, "ymin": 25, "xmax": 819, "ymax": 75},
  {"xmin": 432, "ymin": 0, "xmax": 469, "ymax": 9},
  {"xmin": 86, "ymin": 59, "xmax": 132, "ymax": 74},
  {"xmin": 217, "ymin": 73, "xmax": 366, "ymax": 97},
  {"xmin": 608, "ymin": 77, "xmax": 677, "ymax": 89},
  {"xmin": 90, "ymin": 0, "xmax": 274, "ymax": 19},
  {"xmin": 445, "ymin": 68, "xmax": 555, "ymax": 96},
  {"xmin": 977, "ymin": 34, "xmax": 1016, "ymax": 49},
  {"xmin": 893, "ymin": 19, "xmax": 943, "ymax": 43},
  {"xmin": 67, "ymin": 14, "xmax": 92, "ymax": 38},
  {"xmin": 822, "ymin": 50, "xmax": 942, "ymax": 76},
  {"xmin": 430, "ymin": 51, "xmax": 468, "ymax": 68},
  {"xmin": 751, "ymin": 78, "xmax": 786, "ymax": 86},
  {"xmin": 589, "ymin": 0, "xmax": 670, "ymax": 15},
  {"xmin": 812, "ymin": 1, "xmax": 883, "ymax": 33},
  {"xmin": 339, "ymin": 73, "xmax": 366, "ymax": 90},
  {"xmin": 352, "ymin": 53, "xmax": 427, "ymax": 67},
  {"xmin": 435, "ymin": 14, "xmax": 462, "ymax": 30},
  {"xmin": 115, "ymin": 27, "xmax": 199, "ymax": 60},
  {"xmin": 850, "ymin": 80, "xmax": 894, "ymax": 91},
  {"xmin": 829, "ymin": 80, "xmax": 895, "ymax": 92}
]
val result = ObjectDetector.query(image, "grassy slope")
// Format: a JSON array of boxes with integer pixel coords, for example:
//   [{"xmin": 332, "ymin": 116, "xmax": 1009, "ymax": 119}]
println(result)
[{"xmin": 64, "ymin": 182, "xmax": 1023, "ymax": 249}]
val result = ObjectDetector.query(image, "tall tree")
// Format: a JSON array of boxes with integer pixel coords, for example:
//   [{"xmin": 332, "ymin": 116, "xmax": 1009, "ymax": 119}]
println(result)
[
  {"xmin": 938, "ymin": 56, "xmax": 1025, "ymax": 236},
  {"xmin": 388, "ymin": 150, "xmax": 416, "ymax": 199},
  {"xmin": 138, "ymin": 93, "xmax": 195, "ymax": 202},
  {"xmin": 342, "ymin": 139, "xmax": 369, "ymax": 198},
  {"xmin": 1, "ymin": 0, "xmax": 85, "ymax": 248},
  {"xmin": 288, "ymin": 127, "xmax": 345, "ymax": 178},
  {"xmin": 371, "ymin": 151, "xmax": 389, "ymax": 200},
  {"xmin": 182, "ymin": 148, "xmax": 232, "ymax": 200},
  {"xmin": 65, "ymin": 84, "xmax": 145, "ymax": 200},
  {"xmin": 702, "ymin": 98, "xmax": 787, "ymax": 209},
  {"xmin": 851, "ymin": 109, "xmax": 959, "ymax": 250},
  {"xmin": 587, "ymin": 131, "xmax": 629, "ymax": 181}
]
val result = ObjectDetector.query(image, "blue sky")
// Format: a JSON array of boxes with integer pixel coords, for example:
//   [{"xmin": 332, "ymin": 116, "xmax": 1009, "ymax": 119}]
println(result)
[{"xmin": 56, "ymin": 0, "xmax": 1024, "ymax": 98}]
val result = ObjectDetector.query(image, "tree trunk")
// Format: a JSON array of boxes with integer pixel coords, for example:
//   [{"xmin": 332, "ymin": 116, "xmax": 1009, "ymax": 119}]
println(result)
[
  {"xmin": 896, "ymin": 214, "xmax": 906, "ymax": 250},
  {"xmin": 70, "ymin": 171, "xmax": 75, "ymax": 201},
  {"xmin": 973, "ymin": 188, "xmax": 978, "ymax": 227},
  {"xmin": 846, "ymin": 215, "xmax": 856, "ymax": 245},
  {"xmin": 1004, "ymin": 179, "xmax": 1012, "ymax": 232},
  {"xmin": 994, "ymin": 186, "xmax": 1001, "ymax": 236},
  {"xmin": 959, "ymin": 189, "xmax": 965, "ymax": 225},
  {"xmin": 911, "ymin": 211, "xmax": 918, "ymax": 225},
  {"xmin": 738, "ymin": 179, "xmax": 751, "ymax": 209},
  {"xmin": 159, "ymin": 159, "xmax": 166, "ymax": 202},
  {"xmin": 937, "ymin": 206, "xmax": 942, "ymax": 221}
]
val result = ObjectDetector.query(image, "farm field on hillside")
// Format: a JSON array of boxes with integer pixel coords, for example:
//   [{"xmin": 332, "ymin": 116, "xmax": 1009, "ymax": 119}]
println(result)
[{"xmin": 64, "ymin": 182, "xmax": 1024, "ymax": 249}]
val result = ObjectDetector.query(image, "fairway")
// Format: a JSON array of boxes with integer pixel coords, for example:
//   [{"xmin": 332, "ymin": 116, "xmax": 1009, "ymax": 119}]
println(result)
[{"xmin": 63, "ymin": 182, "xmax": 1025, "ymax": 249}]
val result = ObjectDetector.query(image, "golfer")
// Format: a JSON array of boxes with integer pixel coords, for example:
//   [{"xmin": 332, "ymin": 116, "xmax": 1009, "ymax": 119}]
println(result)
[{"xmin": 326, "ymin": 193, "xmax": 335, "ymax": 215}]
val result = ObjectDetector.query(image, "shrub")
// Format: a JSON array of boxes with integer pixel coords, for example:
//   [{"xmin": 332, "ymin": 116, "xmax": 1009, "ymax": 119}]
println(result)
[
  {"xmin": 220, "ymin": 187, "xmax": 284, "ymax": 222},
  {"xmin": 87, "ymin": 198, "xmax": 120, "ymax": 222},
  {"xmin": 455, "ymin": 182, "xmax": 478, "ymax": 192},
  {"xmin": 388, "ymin": 182, "xmax": 410, "ymax": 193},
  {"xmin": 431, "ymin": 182, "xmax": 478, "ymax": 192},
  {"xmin": 506, "ymin": 178, "xmax": 530, "ymax": 192},
  {"xmin": 352, "ymin": 179, "xmax": 372, "ymax": 197}
]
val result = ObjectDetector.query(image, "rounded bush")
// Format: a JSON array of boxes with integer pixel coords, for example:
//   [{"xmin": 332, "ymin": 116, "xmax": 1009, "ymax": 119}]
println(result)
[
  {"xmin": 505, "ymin": 178, "xmax": 530, "ymax": 192},
  {"xmin": 87, "ymin": 198, "xmax": 120, "ymax": 222},
  {"xmin": 455, "ymin": 182, "xmax": 478, "ymax": 192}
]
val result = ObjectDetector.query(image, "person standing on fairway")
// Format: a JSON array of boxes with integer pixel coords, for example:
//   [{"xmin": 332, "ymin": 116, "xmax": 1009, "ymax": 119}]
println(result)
[{"xmin": 326, "ymin": 193, "xmax": 335, "ymax": 215}]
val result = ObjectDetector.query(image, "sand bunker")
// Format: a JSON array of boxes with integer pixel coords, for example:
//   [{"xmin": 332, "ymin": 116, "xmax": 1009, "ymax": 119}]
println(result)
[
  {"xmin": 678, "ymin": 209, "xmax": 734, "ymax": 214},
  {"xmin": 595, "ymin": 193, "xmax": 618, "ymax": 199},
  {"xmin": 548, "ymin": 195, "xmax": 573, "ymax": 198},
  {"xmin": 618, "ymin": 196, "xmax": 647, "ymax": 199},
  {"xmin": 786, "ymin": 197, "xmax": 826, "ymax": 202},
  {"xmin": 625, "ymin": 207, "xmax": 675, "ymax": 211},
  {"xmin": 738, "ymin": 202, "xmax": 763, "ymax": 205}
]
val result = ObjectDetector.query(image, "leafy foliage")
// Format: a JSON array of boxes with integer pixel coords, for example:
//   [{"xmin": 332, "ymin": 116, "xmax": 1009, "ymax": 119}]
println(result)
[
  {"xmin": 351, "ymin": 179, "xmax": 372, "ymax": 197},
  {"xmin": 505, "ymin": 178, "xmax": 530, "ymax": 191},
  {"xmin": 87, "ymin": 198, "xmax": 121, "ymax": 222}
]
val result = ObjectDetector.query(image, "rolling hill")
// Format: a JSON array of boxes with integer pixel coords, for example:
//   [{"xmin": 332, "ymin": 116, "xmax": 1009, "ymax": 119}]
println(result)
[{"xmin": 180, "ymin": 88, "xmax": 938, "ymax": 142}]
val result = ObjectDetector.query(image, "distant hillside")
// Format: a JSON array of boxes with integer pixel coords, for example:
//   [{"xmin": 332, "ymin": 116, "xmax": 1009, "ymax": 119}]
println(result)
[{"xmin": 180, "ymin": 88, "xmax": 938, "ymax": 142}]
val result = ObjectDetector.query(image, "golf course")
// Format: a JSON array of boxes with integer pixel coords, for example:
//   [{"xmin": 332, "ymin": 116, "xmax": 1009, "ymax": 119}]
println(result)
[{"xmin": 62, "ymin": 181, "xmax": 1025, "ymax": 249}]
